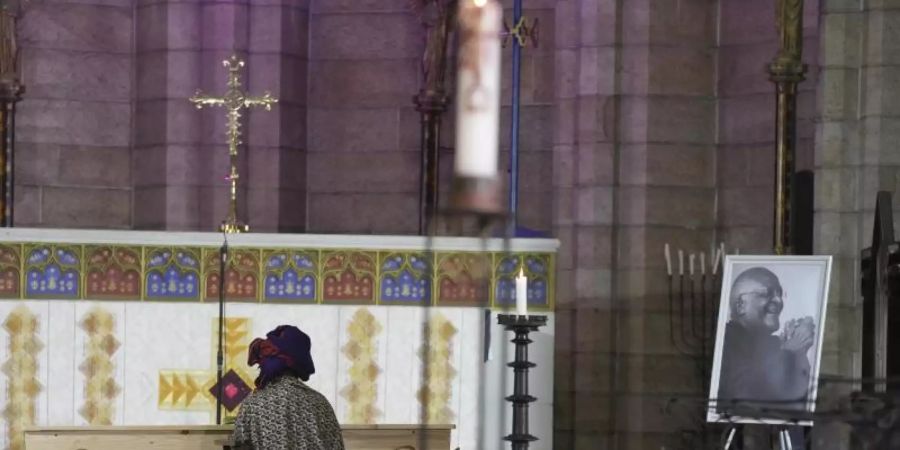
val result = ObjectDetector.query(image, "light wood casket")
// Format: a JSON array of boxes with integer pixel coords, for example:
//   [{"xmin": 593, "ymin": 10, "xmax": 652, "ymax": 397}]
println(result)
[{"xmin": 24, "ymin": 424, "xmax": 453, "ymax": 450}]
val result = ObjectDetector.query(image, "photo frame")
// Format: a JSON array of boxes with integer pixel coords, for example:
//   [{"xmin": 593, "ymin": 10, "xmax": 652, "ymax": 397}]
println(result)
[{"xmin": 707, "ymin": 255, "xmax": 832, "ymax": 425}]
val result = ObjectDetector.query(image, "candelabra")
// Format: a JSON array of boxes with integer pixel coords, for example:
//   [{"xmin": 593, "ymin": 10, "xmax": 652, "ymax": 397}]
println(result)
[{"xmin": 663, "ymin": 244, "xmax": 726, "ymax": 450}]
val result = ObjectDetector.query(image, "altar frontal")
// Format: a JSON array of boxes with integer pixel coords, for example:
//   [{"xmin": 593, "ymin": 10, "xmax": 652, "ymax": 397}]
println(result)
[{"xmin": 0, "ymin": 229, "xmax": 557, "ymax": 450}]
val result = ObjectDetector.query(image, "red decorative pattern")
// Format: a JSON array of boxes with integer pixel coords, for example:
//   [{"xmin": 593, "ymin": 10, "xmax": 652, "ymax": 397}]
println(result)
[
  {"xmin": 0, "ymin": 245, "xmax": 20, "ymax": 298},
  {"xmin": 0, "ymin": 269, "xmax": 17, "ymax": 298},
  {"xmin": 437, "ymin": 253, "xmax": 489, "ymax": 306},
  {"xmin": 206, "ymin": 270, "xmax": 258, "ymax": 300},
  {"xmin": 324, "ymin": 270, "xmax": 374, "ymax": 302},
  {"xmin": 85, "ymin": 247, "xmax": 140, "ymax": 300},
  {"xmin": 204, "ymin": 249, "xmax": 259, "ymax": 302},
  {"xmin": 322, "ymin": 252, "xmax": 376, "ymax": 303}
]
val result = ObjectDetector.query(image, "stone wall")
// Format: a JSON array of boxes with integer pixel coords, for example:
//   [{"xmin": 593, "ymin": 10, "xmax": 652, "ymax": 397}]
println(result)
[
  {"xmin": 12, "ymin": 0, "xmax": 555, "ymax": 234},
  {"xmin": 16, "ymin": 0, "xmax": 307, "ymax": 231},
  {"xmin": 717, "ymin": 0, "xmax": 820, "ymax": 253},
  {"xmin": 15, "ymin": 1, "xmax": 133, "ymax": 228},
  {"xmin": 811, "ymin": 0, "xmax": 900, "ymax": 446},
  {"xmin": 131, "ymin": 0, "xmax": 307, "ymax": 231},
  {"xmin": 305, "ymin": 0, "xmax": 422, "ymax": 234},
  {"xmin": 304, "ymin": 0, "xmax": 555, "ymax": 235},
  {"xmin": 553, "ymin": 0, "xmax": 719, "ymax": 448}
]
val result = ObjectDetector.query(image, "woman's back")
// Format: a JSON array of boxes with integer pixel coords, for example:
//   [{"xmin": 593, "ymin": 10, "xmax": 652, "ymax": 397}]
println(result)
[{"xmin": 232, "ymin": 376, "xmax": 344, "ymax": 450}]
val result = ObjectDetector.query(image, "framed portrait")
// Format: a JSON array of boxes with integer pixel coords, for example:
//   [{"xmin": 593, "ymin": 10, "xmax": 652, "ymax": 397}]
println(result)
[{"xmin": 707, "ymin": 255, "xmax": 833, "ymax": 425}]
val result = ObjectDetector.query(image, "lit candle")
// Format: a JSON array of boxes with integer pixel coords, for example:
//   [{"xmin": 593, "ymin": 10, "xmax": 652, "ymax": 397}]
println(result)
[
  {"xmin": 664, "ymin": 243, "xmax": 672, "ymax": 276},
  {"xmin": 454, "ymin": 0, "xmax": 502, "ymax": 179},
  {"xmin": 515, "ymin": 268, "xmax": 528, "ymax": 316},
  {"xmin": 678, "ymin": 250, "xmax": 684, "ymax": 276},
  {"xmin": 700, "ymin": 252, "xmax": 706, "ymax": 276},
  {"xmin": 689, "ymin": 253, "xmax": 695, "ymax": 276}
]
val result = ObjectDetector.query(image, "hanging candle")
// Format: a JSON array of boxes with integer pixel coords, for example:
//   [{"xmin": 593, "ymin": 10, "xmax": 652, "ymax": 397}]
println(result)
[{"xmin": 454, "ymin": 0, "xmax": 502, "ymax": 179}]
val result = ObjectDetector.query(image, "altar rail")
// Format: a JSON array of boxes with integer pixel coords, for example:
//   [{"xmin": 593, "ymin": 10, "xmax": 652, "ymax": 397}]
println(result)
[{"xmin": 0, "ymin": 228, "xmax": 558, "ymax": 309}]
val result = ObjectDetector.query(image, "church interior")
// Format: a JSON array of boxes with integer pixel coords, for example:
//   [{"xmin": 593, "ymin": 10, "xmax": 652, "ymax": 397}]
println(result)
[{"xmin": 0, "ymin": 0, "xmax": 894, "ymax": 449}]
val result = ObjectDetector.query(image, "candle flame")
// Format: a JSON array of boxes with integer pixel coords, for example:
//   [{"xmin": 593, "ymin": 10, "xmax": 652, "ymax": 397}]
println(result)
[
  {"xmin": 472, "ymin": 0, "xmax": 487, "ymax": 6},
  {"xmin": 518, "ymin": 267, "xmax": 524, "ymax": 277}
]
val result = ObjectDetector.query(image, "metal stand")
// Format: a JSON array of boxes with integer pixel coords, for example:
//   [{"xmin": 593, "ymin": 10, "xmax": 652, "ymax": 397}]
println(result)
[
  {"xmin": 723, "ymin": 426, "xmax": 793, "ymax": 450},
  {"xmin": 214, "ymin": 239, "xmax": 228, "ymax": 424},
  {"xmin": 497, "ymin": 314, "xmax": 546, "ymax": 450}
]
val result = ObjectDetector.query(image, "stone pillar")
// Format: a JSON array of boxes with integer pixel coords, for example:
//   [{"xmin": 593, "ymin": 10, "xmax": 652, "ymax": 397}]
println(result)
[
  {"xmin": 133, "ymin": 0, "xmax": 308, "ymax": 231},
  {"xmin": 616, "ymin": 1, "xmax": 717, "ymax": 448},
  {"xmin": 551, "ymin": 0, "xmax": 616, "ymax": 447},
  {"xmin": 306, "ymin": 1, "xmax": 421, "ymax": 234},
  {"xmin": 246, "ymin": 1, "xmax": 309, "ymax": 232},
  {"xmin": 133, "ymin": 0, "xmax": 202, "ymax": 230},
  {"xmin": 553, "ymin": 0, "xmax": 718, "ymax": 448},
  {"xmin": 812, "ymin": 0, "xmax": 886, "ymax": 447}
]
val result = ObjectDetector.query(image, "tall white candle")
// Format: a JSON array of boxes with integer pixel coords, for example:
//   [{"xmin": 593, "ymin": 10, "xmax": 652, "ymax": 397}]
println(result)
[
  {"xmin": 700, "ymin": 252, "xmax": 706, "ymax": 276},
  {"xmin": 678, "ymin": 250, "xmax": 684, "ymax": 276},
  {"xmin": 515, "ymin": 268, "xmax": 528, "ymax": 316},
  {"xmin": 454, "ymin": 0, "xmax": 502, "ymax": 179},
  {"xmin": 689, "ymin": 253, "xmax": 695, "ymax": 276},
  {"xmin": 664, "ymin": 243, "xmax": 672, "ymax": 276}
]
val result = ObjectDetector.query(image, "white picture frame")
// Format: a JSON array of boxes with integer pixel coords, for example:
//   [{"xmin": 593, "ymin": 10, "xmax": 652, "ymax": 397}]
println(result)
[{"xmin": 707, "ymin": 255, "xmax": 833, "ymax": 425}]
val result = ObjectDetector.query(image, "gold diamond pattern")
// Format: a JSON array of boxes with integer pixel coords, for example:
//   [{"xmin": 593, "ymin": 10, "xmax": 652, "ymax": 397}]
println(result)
[
  {"xmin": 417, "ymin": 313, "xmax": 457, "ymax": 424},
  {"xmin": 78, "ymin": 308, "xmax": 121, "ymax": 425},
  {"xmin": 3, "ymin": 306, "xmax": 42, "ymax": 450},
  {"xmin": 340, "ymin": 308, "xmax": 383, "ymax": 424}
]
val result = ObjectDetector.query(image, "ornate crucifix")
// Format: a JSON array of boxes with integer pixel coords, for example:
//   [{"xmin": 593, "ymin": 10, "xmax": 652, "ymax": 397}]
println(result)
[{"xmin": 190, "ymin": 55, "xmax": 277, "ymax": 233}]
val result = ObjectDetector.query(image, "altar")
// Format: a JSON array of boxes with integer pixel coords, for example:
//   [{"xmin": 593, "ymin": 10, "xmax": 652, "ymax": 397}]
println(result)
[{"xmin": 0, "ymin": 228, "xmax": 558, "ymax": 450}]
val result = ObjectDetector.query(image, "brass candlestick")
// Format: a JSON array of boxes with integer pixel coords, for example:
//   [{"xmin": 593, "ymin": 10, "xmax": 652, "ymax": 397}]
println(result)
[
  {"xmin": 190, "ymin": 55, "xmax": 278, "ymax": 234},
  {"xmin": 769, "ymin": 0, "xmax": 806, "ymax": 256}
]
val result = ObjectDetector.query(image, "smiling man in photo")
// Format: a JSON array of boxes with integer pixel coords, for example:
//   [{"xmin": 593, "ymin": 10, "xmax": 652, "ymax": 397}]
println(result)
[{"xmin": 716, "ymin": 267, "xmax": 816, "ymax": 415}]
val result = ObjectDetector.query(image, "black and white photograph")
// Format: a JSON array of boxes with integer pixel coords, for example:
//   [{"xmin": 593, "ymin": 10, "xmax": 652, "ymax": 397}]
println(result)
[{"xmin": 707, "ymin": 255, "xmax": 833, "ymax": 425}]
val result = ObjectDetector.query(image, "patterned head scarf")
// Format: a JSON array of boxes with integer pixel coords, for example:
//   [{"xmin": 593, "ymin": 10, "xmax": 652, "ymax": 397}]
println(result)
[{"xmin": 247, "ymin": 325, "xmax": 316, "ymax": 389}]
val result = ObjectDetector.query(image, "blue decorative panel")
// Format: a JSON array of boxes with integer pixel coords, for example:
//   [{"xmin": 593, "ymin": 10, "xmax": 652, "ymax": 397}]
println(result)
[
  {"xmin": 493, "ymin": 253, "xmax": 551, "ymax": 308},
  {"xmin": 145, "ymin": 247, "xmax": 200, "ymax": 301},
  {"xmin": 24, "ymin": 245, "xmax": 80, "ymax": 299},
  {"xmin": 379, "ymin": 252, "xmax": 430, "ymax": 304},
  {"xmin": 263, "ymin": 250, "xmax": 317, "ymax": 302}
]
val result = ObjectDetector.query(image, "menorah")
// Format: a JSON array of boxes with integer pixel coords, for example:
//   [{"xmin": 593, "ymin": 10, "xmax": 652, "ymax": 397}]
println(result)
[{"xmin": 663, "ymin": 243, "xmax": 727, "ymax": 450}]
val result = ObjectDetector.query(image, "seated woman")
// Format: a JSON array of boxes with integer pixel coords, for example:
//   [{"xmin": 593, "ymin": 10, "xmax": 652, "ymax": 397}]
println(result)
[{"xmin": 232, "ymin": 325, "xmax": 344, "ymax": 450}]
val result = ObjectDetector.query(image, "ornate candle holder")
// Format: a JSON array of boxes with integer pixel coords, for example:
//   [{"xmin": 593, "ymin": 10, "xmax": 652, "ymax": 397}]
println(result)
[
  {"xmin": 668, "ymin": 267, "xmax": 721, "ymax": 361},
  {"xmin": 497, "ymin": 314, "xmax": 547, "ymax": 450},
  {"xmin": 663, "ymin": 247, "xmax": 725, "ymax": 450}
]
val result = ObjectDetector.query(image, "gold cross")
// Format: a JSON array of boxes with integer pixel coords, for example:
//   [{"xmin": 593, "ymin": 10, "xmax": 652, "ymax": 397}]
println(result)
[{"xmin": 190, "ymin": 55, "xmax": 278, "ymax": 233}]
